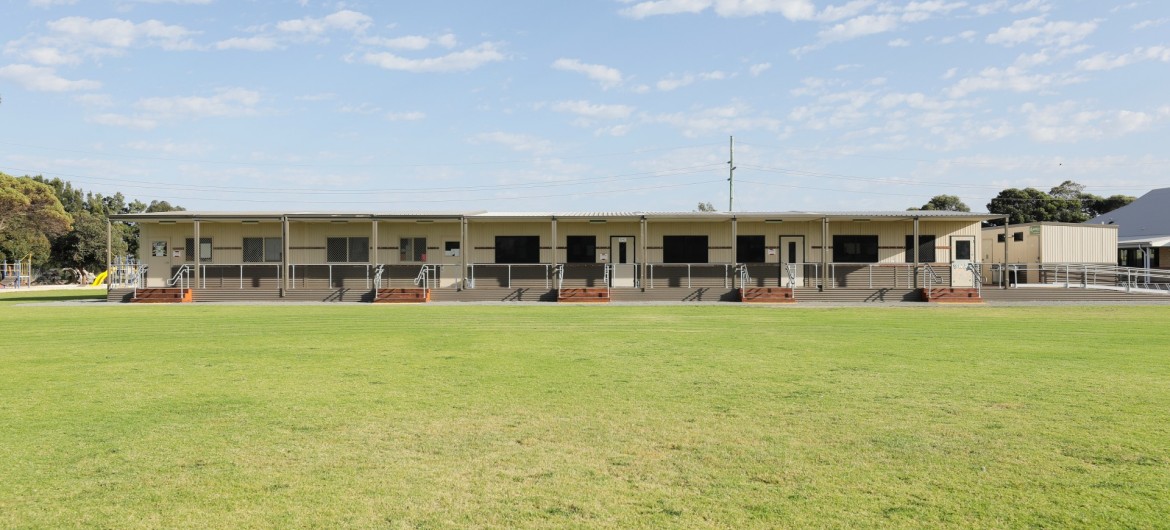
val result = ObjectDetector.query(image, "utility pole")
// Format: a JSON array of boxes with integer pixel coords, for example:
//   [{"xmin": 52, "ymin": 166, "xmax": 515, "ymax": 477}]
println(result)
[{"xmin": 727, "ymin": 135, "xmax": 735, "ymax": 212}]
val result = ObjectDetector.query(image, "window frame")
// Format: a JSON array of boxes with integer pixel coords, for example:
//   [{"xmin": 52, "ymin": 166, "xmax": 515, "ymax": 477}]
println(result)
[
  {"xmin": 326, "ymin": 236, "xmax": 370, "ymax": 263},
  {"xmin": 185, "ymin": 237, "xmax": 212, "ymax": 262},
  {"xmin": 736, "ymin": 235, "xmax": 766, "ymax": 263},
  {"xmin": 495, "ymin": 235, "xmax": 541, "ymax": 264},
  {"xmin": 904, "ymin": 235, "xmax": 937, "ymax": 263},
  {"xmin": 662, "ymin": 235, "xmax": 709, "ymax": 264},
  {"xmin": 565, "ymin": 235, "xmax": 597, "ymax": 263},
  {"xmin": 832, "ymin": 235, "xmax": 879, "ymax": 263}
]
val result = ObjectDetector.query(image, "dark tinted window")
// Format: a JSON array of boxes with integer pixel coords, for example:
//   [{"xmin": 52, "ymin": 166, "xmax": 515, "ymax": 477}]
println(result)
[
  {"xmin": 833, "ymin": 235, "xmax": 878, "ymax": 263},
  {"xmin": 737, "ymin": 235, "xmax": 765, "ymax": 263},
  {"xmin": 496, "ymin": 236, "xmax": 541, "ymax": 263},
  {"xmin": 904, "ymin": 235, "xmax": 936, "ymax": 263},
  {"xmin": 663, "ymin": 235, "xmax": 708, "ymax": 263},
  {"xmin": 566, "ymin": 236, "xmax": 596, "ymax": 263}
]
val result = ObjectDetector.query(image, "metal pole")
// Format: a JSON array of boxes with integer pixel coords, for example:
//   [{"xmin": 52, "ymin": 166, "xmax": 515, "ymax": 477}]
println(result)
[
  {"xmin": 1002, "ymin": 216, "xmax": 1009, "ymax": 289},
  {"xmin": 821, "ymin": 217, "xmax": 828, "ymax": 290},
  {"xmin": 730, "ymin": 216, "xmax": 737, "ymax": 287},
  {"xmin": 281, "ymin": 215, "xmax": 290, "ymax": 295},
  {"xmin": 727, "ymin": 136, "xmax": 735, "ymax": 212},
  {"xmin": 193, "ymin": 219, "xmax": 201, "ymax": 290},
  {"xmin": 106, "ymin": 219, "xmax": 113, "ymax": 287},
  {"xmin": 913, "ymin": 216, "xmax": 920, "ymax": 289}
]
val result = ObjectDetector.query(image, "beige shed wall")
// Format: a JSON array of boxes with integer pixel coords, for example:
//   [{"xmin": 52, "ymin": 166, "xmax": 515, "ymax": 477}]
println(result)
[
  {"xmin": 1040, "ymin": 224, "xmax": 1117, "ymax": 263},
  {"xmin": 555, "ymin": 221, "xmax": 642, "ymax": 263},
  {"xmin": 374, "ymin": 221, "xmax": 463, "ymax": 265},
  {"xmin": 645, "ymin": 220, "xmax": 735, "ymax": 263},
  {"xmin": 466, "ymin": 221, "xmax": 553, "ymax": 263}
]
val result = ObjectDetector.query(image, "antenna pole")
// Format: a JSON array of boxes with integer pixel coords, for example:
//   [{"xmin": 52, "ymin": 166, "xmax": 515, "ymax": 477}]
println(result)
[{"xmin": 728, "ymin": 135, "xmax": 735, "ymax": 212}]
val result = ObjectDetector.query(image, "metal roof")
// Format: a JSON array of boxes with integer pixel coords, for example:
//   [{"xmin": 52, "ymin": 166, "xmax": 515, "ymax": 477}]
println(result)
[
  {"xmin": 1086, "ymin": 187, "xmax": 1170, "ymax": 245},
  {"xmin": 110, "ymin": 209, "xmax": 1001, "ymax": 222}
]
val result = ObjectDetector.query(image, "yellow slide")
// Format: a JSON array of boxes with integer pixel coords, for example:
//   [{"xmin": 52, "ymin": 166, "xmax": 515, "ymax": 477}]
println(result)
[{"xmin": 91, "ymin": 270, "xmax": 109, "ymax": 286}]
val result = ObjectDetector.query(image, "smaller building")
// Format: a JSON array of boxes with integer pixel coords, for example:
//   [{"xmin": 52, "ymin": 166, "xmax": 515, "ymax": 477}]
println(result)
[{"xmin": 981, "ymin": 222, "xmax": 1118, "ymax": 264}]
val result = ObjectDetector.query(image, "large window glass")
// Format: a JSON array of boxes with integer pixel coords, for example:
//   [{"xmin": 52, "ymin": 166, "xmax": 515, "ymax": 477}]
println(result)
[
  {"xmin": 663, "ymin": 235, "xmax": 708, "ymax": 263},
  {"xmin": 904, "ymin": 235, "xmax": 936, "ymax": 263},
  {"xmin": 243, "ymin": 237, "xmax": 282, "ymax": 262},
  {"xmin": 736, "ymin": 235, "xmax": 765, "ymax": 263},
  {"xmin": 185, "ymin": 237, "xmax": 212, "ymax": 262},
  {"xmin": 400, "ymin": 237, "xmax": 426, "ymax": 262},
  {"xmin": 833, "ymin": 235, "xmax": 878, "ymax": 263},
  {"xmin": 565, "ymin": 235, "xmax": 596, "ymax": 263},
  {"xmin": 326, "ymin": 237, "xmax": 369, "ymax": 262},
  {"xmin": 495, "ymin": 236, "xmax": 541, "ymax": 263}
]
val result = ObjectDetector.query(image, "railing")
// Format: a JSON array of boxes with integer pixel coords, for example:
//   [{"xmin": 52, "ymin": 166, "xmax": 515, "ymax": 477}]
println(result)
[
  {"xmin": 646, "ymin": 263, "xmax": 733, "ymax": 289},
  {"xmin": 923, "ymin": 264, "xmax": 943, "ymax": 292},
  {"xmin": 464, "ymin": 263, "xmax": 559, "ymax": 289},
  {"xmin": 373, "ymin": 264, "xmax": 385, "ymax": 289},
  {"xmin": 601, "ymin": 264, "xmax": 609, "ymax": 289},
  {"xmin": 983, "ymin": 263, "xmax": 1170, "ymax": 294},
  {"xmin": 288, "ymin": 263, "xmax": 376, "ymax": 290},
  {"xmin": 414, "ymin": 264, "xmax": 440, "ymax": 294},
  {"xmin": 966, "ymin": 262, "xmax": 983, "ymax": 298},
  {"xmin": 783, "ymin": 262, "xmax": 797, "ymax": 288},
  {"xmin": 555, "ymin": 264, "xmax": 565, "ymax": 290},
  {"xmin": 196, "ymin": 263, "xmax": 282, "ymax": 289},
  {"xmin": 1, "ymin": 254, "xmax": 34, "ymax": 288},
  {"xmin": 824, "ymin": 263, "xmax": 934, "ymax": 289},
  {"xmin": 737, "ymin": 264, "xmax": 751, "ymax": 289},
  {"xmin": 168, "ymin": 264, "xmax": 189, "ymax": 289}
]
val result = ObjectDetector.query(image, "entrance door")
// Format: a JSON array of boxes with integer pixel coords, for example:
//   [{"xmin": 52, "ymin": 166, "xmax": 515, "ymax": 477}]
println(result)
[
  {"xmin": 609, "ymin": 236, "xmax": 636, "ymax": 287},
  {"xmin": 779, "ymin": 236, "xmax": 804, "ymax": 287},
  {"xmin": 951, "ymin": 236, "xmax": 975, "ymax": 287}
]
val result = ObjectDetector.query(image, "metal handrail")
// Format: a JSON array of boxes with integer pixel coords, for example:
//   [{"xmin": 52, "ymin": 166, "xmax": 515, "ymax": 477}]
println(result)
[
  {"xmin": 737, "ymin": 263, "xmax": 750, "ymax": 288},
  {"xmin": 196, "ymin": 263, "xmax": 283, "ymax": 289},
  {"xmin": 168, "ymin": 264, "xmax": 189, "ymax": 289},
  {"xmin": 373, "ymin": 264, "xmax": 385, "ymax": 289},
  {"xmin": 463, "ymin": 263, "xmax": 557, "ymax": 289},
  {"xmin": 783, "ymin": 262, "xmax": 797, "ymax": 288},
  {"xmin": 555, "ymin": 264, "xmax": 565, "ymax": 290},
  {"xmin": 923, "ymin": 264, "xmax": 943, "ymax": 292}
]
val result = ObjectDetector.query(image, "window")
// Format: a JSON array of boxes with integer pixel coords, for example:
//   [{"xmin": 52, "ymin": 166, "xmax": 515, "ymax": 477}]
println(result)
[
  {"xmin": 1013, "ymin": 232, "xmax": 1025, "ymax": 242},
  {"xmin": 243, "ymin": 237, "xmax": 282, "ymax": 262},
  {"xmin": 444, "ymin": 241, "xmax": 460, "ymax": 257},
  {"xmin": 833, "ymin": 235, "xmax": 878, "ymax": 263},
  {"xmin": 904, "ymin": 235, "xmax": 936, "ymax": 263},
  {"xmin": 185, "ymin": 237, "xmax": 212, "ymax": 262},
  {"xmin": 1119, "ymin": 248, "xmax": 1160, "ymax": 268},
  {"xmin": 955, "ymin": 240, "xmax": 972, "ymax": 260},
  {"xmin": 737, "ymin": 235, "xmax": 766, "ymax": 263},
  {"xmin": 400, "ymin": 237, "xmax": 427, "ymax": 262},
  {"xmin": 566, "ymin": 235, "xmax": 596, "ymax": 263},
  {"xmin": 495, "ymin": 236, "xmax": 540, "ymax": 263},
  {"xmin": 326, "ymin": 237, "xmax": 369, "ymax": 263},
  {"xmin": 997, "ymin": 234, "xmax": 1006, "ymax": 243},
  {"xmin": 663, "ymin": 235, "xmax": 708, "ymax": 263}
]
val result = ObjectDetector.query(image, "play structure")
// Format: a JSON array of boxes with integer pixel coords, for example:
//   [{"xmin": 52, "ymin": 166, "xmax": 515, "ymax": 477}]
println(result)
[
  {"xmin": 1, "ymin": 255, "xmax": 33, "ymax": 289},
  {"xmin": 90, "ymin": 270, "xmax": 109, "ymax": 286}
]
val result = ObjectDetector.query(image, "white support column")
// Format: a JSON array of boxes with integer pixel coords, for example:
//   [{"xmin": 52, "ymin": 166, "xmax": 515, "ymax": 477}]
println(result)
[
  {"xmin": 281, "ymin": 216, "xmax": 290, "ymax": 294},
  {"xmin": 371, "ymin": 219, "xmax": 379, "ymax": 265},
  {"xmin": 913, "ymin": 216, "xmax": 920, "ymax": 289},
  {"xmin": 193, "ymin": 219, "xmax": 201, "ymax": 289}
]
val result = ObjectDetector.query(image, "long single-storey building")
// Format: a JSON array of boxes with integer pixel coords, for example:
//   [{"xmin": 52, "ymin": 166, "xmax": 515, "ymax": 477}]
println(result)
[{"xmin": 107, "ymin": 210, "xmax": 1003, "ymax": 303}]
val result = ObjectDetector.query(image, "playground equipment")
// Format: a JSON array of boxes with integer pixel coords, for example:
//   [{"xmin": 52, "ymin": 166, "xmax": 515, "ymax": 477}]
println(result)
[
  {"xmin": 0, "ymin": 254, "xmax": 33, "ymax": 289},
  {"xmin": 90, "ymin": 270, "xmax": 110, "ymax": 286}
]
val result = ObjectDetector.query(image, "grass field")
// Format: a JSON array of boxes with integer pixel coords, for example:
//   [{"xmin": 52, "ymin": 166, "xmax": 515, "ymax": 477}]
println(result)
[{"xmin": 2, "ymin": 291, "xmax": 1169, "ymax": 528}]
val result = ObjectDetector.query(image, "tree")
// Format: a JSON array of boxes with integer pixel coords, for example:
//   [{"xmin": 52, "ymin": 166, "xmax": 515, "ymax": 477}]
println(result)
[
  {"xmin": 0, "ymin": 173, "xmax": 72, "ymax": 264},
  {"xmin": 986, "ymin": 186, "xmax": 1089, "ymax": 225},
  {"xmin": 911, "ymin": 194, "xmax": 970, "ymax": 212},
  {"xmin": 1085, "ymin": 194, "xmax": 1135, "ymax": 218},
  {"xmin": 696, "ymin": 201, "xmax": 717, "ymax": 212}
]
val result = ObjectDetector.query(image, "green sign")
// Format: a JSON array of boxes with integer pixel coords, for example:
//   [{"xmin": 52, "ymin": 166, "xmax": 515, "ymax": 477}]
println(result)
[{"xmin": 1029, "ymin": 226, "xmax": 1041, "ymax": 235}]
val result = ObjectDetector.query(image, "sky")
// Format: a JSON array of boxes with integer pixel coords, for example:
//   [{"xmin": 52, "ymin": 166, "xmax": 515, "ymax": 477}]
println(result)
[{"xmin": 0, "ymin": 0, "xmax": 1167, "ymax": 214}]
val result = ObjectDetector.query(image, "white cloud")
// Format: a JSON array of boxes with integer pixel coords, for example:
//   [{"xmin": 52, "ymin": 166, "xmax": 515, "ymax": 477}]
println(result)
[
  {"xmin": 29, "ymin": 0, "xmax": 76, "ymax": 7},
  {"xmin": 469, "ymin": 132, "xmax": 554, "ymax": 154},
  {"xmin": 1077, "ymin": 46, "xmax": 1170, "ymax": 71},
  {"xmin": 551, "ymin": 58, "xmax": 623, "ymax": 89},
  {"xmin": 618, "ymin": 0, "xmax": 817, "ymax": 20},
  {"xmin": 361, "ymin": 42, "xmax": 506, "ymax": 73},
  {"xmin": 649, "ymin": 102, "xmax": 782, "ymax": 137},
  {"xmin": 1132, "ymin": 18, "xmax": 1168, "ymax": 30},
  {"xmin": 362, "ymin": 33, "xmax": 458, "ymax": 51},
  {"xmin": 815, "ymin": 0, "xmax": 877, "ymax": 22},
  {"xmin": 214, "ymin": 36, "xmax": 283, "ymax": 51},
  {"xmin": 386, "ymin": 111, "xmax": 426, "ymax": 121},
  {"xmin": 0, "ymin": 63, "xmax": 100, "ymax": 92},
  {"xmin": 946, "ymin": 66, "xmax": 1081, "ymax": 98},
  {"xmin": 136, "ymin": 88, "xmax": 262, "ymax": 120},
  {"xmin": 44, "ymin": 16, "xmax": 200, "ymax": 51},
  {"xmin": 749, "ymin": 62, "xmax": 771, "ymax": 76},
  {"xmin": 985, "ymin": 16, "xmax": 1097, "ymax": 48},
  {"xmin": 88, "ymin": 113, "xmax": 157, "ymax": 130},
  {"xmin": 888, "ymin": 38, "xmax": 910, "ymax": 47},
  {"xmin": 20, "ymin": 46, "xmax": 81, "ymax": 65},
  {"xmin": 73, "ymin": 93, "xmax": 113, "ymax": 107},
  {"xmin": 1022, "ymin": 101, "xmax": 1162, "ymax": 142},
  {"xmin": 655, "ymin": 70, "xmax": 727, "ymax": 91},
  {"xmin": 276, "ymin": 10, "xmax": 372, "ymax": 35},
  {"xmin": 550, "ymin": 100, "xmax": 634, "ymax": 120}
]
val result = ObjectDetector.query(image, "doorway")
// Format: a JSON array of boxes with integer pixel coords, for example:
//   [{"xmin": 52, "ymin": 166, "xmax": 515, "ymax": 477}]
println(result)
[
  {"xmin": 609, "ymin": 236, "xmax": 636, "ymax": 287},
  {"xmin": 951, "ymin": 235, "xmax": 975, "ymax": 287},
  {"xmin": 779, "ymin": 236, "xmax": 804, "ymax": 287}
]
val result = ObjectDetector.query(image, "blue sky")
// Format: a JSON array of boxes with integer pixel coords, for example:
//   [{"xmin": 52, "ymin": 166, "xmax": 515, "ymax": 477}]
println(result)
[{"xmin": 1, "ymin": 0, "xmax": 1166, "ymax": 213}]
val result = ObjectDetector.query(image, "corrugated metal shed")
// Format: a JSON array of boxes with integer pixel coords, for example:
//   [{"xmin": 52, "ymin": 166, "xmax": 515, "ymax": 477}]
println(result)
[{"xmin": 1086, "ymin": 187, "xmax": 1170, "ymax": 247}]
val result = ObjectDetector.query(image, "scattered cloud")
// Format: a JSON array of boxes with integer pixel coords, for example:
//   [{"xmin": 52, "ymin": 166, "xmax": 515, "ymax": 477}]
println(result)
[
  {"xmin": 655, "ymin": 70, "xmax": 727, "ymax": 91},
  {"xmin": 88, "ymin": 87, "xmax": 262, "ymax": 129},
  {"xmin": 985, "ymin": 16, "xmax": 1097, "ymax": 48},
  {"xmin": 618, "ymin": 0, "xmax": 817, "ymax": 20},
  {"xmin": 888, "ymin": 38, "xmax": 910, "ymax": 47},
  {"xmin": 0, "ymin": 63, "xmax": 100, "ymax": 91},
  {"xmin": 946, "ymin": 65, "xmax": 1082, "ymax": 98},
  {"xmin": 749, "ymin": 62, "xmax": 771, "ymax": 76},
  {"xmin": 549, "ymin": 100, "xmax": 634, "ymax": 120},
  {"xmin": 648, "ymin": 101, "xmax": 782, "ymax": 137},
  {"xmin": 362, "ymin": 33, "xmax": 457, "ymax": 50},
  {"xmin": 469, "ymin": 131, "xmax": 554, "ymax": 154},
  {"xmin": 276, "ymin": 10, "xmax": 372, "ymax": 35},
  {"xmin": 1132, "ymin": 18, "xmax": 1168, "ymax": 30},
  {"xmin": 73, "ymin": 93, "xmax": 114, "ymax": 107},
  {"xmin": 386, "ymin": 111, "xmax": 426, "ymax": 121},
  {"xmin": 1022, "ymin": 101, "xmax": 1163, "ymax": 142},
  {"xmin": 361, "ymin": 42, "xmax": 506, "ymax": 73},
  {"xmin": 551, "ymin": 58, "xmax": 623, "ymax": 89},
  {"xmin": 1077, "ymin": 46, "xmax": 1170, "ymax": 71},
  {"xmin": 28, "ymin": 0, "xmax": 77, "ymax": 7},
  {"xmin": 214, "ymin": 36, "xmax": 282, "ymax": 51}
]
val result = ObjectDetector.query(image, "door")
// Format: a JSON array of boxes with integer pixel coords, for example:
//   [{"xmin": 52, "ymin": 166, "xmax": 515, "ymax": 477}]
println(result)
[
  {"xmin": 609, "ymin": 236, "xmax": 636, "ymax": 287},
  {"xmin": 779, "ymin": 236, "xmax": 804, "ymax": 287},
  {"xmin": 951, "ymin": 236, "xmax": 975, "ymax": 287}
]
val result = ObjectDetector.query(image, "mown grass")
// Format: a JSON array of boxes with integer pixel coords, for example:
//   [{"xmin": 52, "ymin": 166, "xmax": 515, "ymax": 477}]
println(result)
[{"xmin": 1, "ymin": 294, "xmax": 1168, "ymax": 528}]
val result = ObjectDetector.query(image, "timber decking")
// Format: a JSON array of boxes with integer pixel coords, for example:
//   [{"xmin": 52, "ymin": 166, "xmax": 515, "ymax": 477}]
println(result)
[
  {"xmin": 739, "ymin": 287, "xmax": 796, "ymax": 303},
  {"xmin": 131, "ymin": 288, "xmax": 192, "ymax": 303},
  {"xmin": 557, "ymin": 288, "xmax": 611, "ymax": 303},
  {"xmin": 373, "ymin": 288, "xmax": 430, "ymax": 303},
  {"xmin": 923, "ymin": 287, "xmax": 983, "ymax": 303}
]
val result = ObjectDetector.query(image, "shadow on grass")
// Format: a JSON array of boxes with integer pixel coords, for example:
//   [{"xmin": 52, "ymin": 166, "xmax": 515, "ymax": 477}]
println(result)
[{"xmin": 0, "ymin": 290, "xmax": 106, "ymax": 304}]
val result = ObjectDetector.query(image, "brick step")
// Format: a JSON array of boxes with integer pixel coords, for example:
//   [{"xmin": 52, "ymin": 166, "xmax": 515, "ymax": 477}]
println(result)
[
  {"xmin": 558, "ymin": 288, "xmax": 611, "ymax": 303},
  {"xmin": 131, "ymin": 288, "xmax": 192, "ymax": 303},
  {"xmin": 373, "ymin": 288, "xmax": 429, "ymax": 303},
  {"xmin": 923, "ymin": 288, "xmax": 983, "ymax": 303},
  {"xmin": 739, "ymin": 287, "xmax": 795, "ymax": 303}
]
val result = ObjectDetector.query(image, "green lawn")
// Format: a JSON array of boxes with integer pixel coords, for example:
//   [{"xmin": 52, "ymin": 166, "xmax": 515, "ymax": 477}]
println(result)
[{"xmin": 2, "ymin": 293, "xmax": 1168, "ymax": 528}]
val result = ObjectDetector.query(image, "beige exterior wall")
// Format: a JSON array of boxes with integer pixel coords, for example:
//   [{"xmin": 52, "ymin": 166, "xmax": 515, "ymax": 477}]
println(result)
[
  {"xmin": 646, "ymin": 220, "xmax": 735, "ymax": 263},
  {"xmin": 374, "ymin": 221, "xmax": 463, "ymax": 266},
  {"xmin": 981, "ymin": 223, "xmax": 1117, "ymax": 264},
  {"xmin": 555, "ymin": 220, "xmax": 642, "ymax": 263},
  {"xmin": 466, "ymin": 220, "xmax": 553, "ymax": 264}
]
